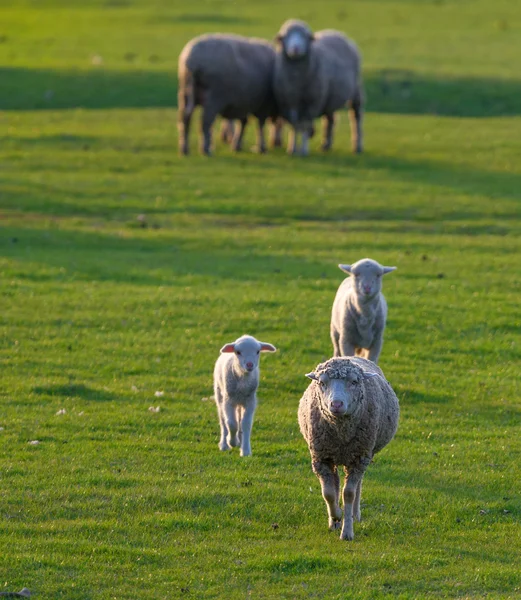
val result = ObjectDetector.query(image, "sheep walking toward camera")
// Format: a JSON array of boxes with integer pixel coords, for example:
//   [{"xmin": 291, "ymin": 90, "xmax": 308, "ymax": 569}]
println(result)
[
  {"xmin": 273, "ymin": 19, "xmax": 364, "ymax": 156},
  {"xmin": 331, "ymin": 258, "xmax": 397, "ymax": 364},
  {"xmin": 178, "ymin": 34, "xmax": 278, "ymax": 156},
  {"xmin": 298, "ymin": 356, "xmax": 399, "ymax": 540},
  {"xmin": 213, "ymin": 335, "xmax": 277, "ymax": 456}
]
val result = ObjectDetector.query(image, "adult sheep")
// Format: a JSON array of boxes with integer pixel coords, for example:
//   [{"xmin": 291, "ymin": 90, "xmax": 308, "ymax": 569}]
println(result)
[
  {"xmin": 331, "ymin": 258, "xmax": 396, "ymax": 364},
  {"xmin": 273, "ymin": 19, "xmax": 364, "ymax": 156},
  {"xmin": 298, "ymin": 356, "xmax": 399, "ymax": 540},
  {"xmin": 177, "ymin": 34, "xmax": 278, "ymax": 156}
]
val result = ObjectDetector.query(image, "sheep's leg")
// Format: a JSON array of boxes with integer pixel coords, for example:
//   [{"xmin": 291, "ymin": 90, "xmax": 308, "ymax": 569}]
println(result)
[
  {"xmin": 313, "ymin": 461, "xmax": 343, "ymax": 531},
  {"xmin": 255, "ymin": 118, "xmax": 267, "ymax": 154},
  {"xmin": 341, "ymin": 470, "xmax": 364, "ymax": 540},
  {"xmin": 200, "ymin": 104, "xmax": 218, "ymax": 156},
  {"xmin": 215, "ymin": 389, "xmax": 230, "ymax": 451},
  {"xmin": 231, "ymin": 117, "xmax": 248, "ymax": 152},
  {"xmin": 287, "ymin": 127, "xmax": 298, "ymax": 155},
  {"xmin": 349, "ymin": 93, "xmax": 364, "ymax": 154},
  {"xmin": 339, "ymin": 335, "xmax": 356, "ymax": 357},
  {"xmin": 239, "ymin": 401, "xmax": 255, "ymax": 457},
  {"xmin": 354, "ymin": 477, "xmax": 363, "ymax": 522},
  {"xmin": 269, "ymin": 117, "xmax": 283, "ymax": 148},
  {"xmin": 367, "ymin": 335, "xmax": 383, "ymax": 364},
  {"xmin": 177, "ymin": 104, "xmax": 192, "ymax": 156},
  {"xmin": 321, "ymin": 113, "xmax": 335, "ymax": 151},
  {"xmin": 223, "ymin": 401, "xmax": 240, "ymax": 448},
  {"xmin": 299, "ymin": 128, "xmax": 310, "ymax": 156},
  {"xmin": 220, "ymin": 120, "xmax": 235, "ymax": 144}
]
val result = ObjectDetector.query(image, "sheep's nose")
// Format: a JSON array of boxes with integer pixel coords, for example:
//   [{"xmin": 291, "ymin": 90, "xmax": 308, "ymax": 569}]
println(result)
[
  {"xmin": 330, "ymin": 400, "xmax": 343, "ymax": 411},
  {"xmin": 246, "ymin": 362, "xmax": 254, "ymax": 370}
]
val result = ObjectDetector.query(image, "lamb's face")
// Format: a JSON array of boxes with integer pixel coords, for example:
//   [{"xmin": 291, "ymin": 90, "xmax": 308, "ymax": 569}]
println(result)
[
  {"xmin": 220, "ymin": 335, "xmax": 277, "ymax": 373},
  {"xmin": 276, "ymin": 21, "xmax": 314, "ymax": 60},
  {"xmin": 339, "ymin": 259, "xmax": 396, "ymax": 299}
]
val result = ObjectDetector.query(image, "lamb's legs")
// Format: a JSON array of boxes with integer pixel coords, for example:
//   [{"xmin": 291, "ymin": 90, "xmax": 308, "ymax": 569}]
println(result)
[
  {"xmin": 223, "ymin": 401, "xmax": 240, "ymax": 448},
  {"xmin": 232, "ymin": 117, "xmax": 248, "ymax": 152},
  {"xmin": 200, "ymin": 105, "xmax": 218, "ymax": 156},
  {"xmin": 313, "ymin": 461, "xmax": 343, "ymax": 530},
  {"xmin": 339, "ymin": 336, "xmax": 356, "ymax": 357},
  {"xmin": 300, "ymin": 129, "xmax": 310, "ymax": 156},
  {"xmin": 238, "ymin": 402, "xmax": 255, "ymax": 457},
  {"xmin": 366, "ymin": 335, "xmax": 383, "ymax": 364},
  {"xmin": 321, "ymin": 113, "xmax": 335, "ymax": 151},
  {"xmin": 349, "ymin": 93, "xmax": 364, "ymax": 154},
  {"xmin": 215, "ymin": 390, "xmax": 230, "ymax": 450},
  {"xmin": 331, "ymin": 327, "xmax": 341, "ymax": 357},
  {"xmin": 220, "ymin": 120, "xmax": 235, "ymax": 143}
]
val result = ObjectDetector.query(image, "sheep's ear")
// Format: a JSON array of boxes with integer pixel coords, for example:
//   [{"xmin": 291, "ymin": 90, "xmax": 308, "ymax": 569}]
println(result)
[
  {"xmin": 220, "ymin": 343, "xmax": 236, "ymax": 353},
  {"xmin": 260, "ymin": 343, "xmax": 277, "ymax": 352},
  {"xmin": 382, "ymin": 266, "xmax": 397, "ymax": 275},
  {"xmin": 274, "ymin": 32, "xmax": 283, "ymax": 42},
  {"xmin": 363, "ymin": 372, "xmax": 379, "ymax": 379},
  {"xmin": 339, "ymin": 264, "xmax": 352, "ymax": 275},
  {"xmin": 305, "ymin": 371, "xmax": 318, "ymax": 381}
]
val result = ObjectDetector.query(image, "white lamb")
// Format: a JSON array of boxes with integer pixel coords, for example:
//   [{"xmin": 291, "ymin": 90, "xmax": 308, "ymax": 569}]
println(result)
[
  {"xmin": 330, "ymin": 258, "xmax": 396, "ymax": 364},
  {"xmin": 213, "ymin": 335, "xmax": 277, "ymax": 457}
]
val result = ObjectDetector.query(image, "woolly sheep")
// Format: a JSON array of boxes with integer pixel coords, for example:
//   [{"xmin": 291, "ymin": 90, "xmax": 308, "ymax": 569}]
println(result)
[
  {"xmin": 272, "ymin": 19, "xmax": 364, "ymax": 156},
  {"xmin": 298, "ymin": 356, "xmax": 399, "ymax": 540},
  {"xmin": 177, "ymin": 34, "xmax": 278, "ymax": 156},
  {"xmin": 331, "ymin": 258, "xmax": 396, "ymax": 364},
  {"xmin": 213, "ymin": 335, "xmax": 277, "ymax": 457}
]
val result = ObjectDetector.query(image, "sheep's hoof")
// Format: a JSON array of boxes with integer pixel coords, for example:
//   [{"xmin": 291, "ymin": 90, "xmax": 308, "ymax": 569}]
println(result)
[
  {"xmin": 321, "ymin": 142, "xmax": 332, "ymax": 152},
  {"xmin": 354, "ymin": 512, "xmax": 362, "ymax": 522},
  {"xmin": 179, "ymin": 146, "xmax": 189, "ymax": 156},
  {"xmin": 227, "ymin": 436, "xmax": 240, "ymax": 448},
  {"xmin": 329, "ymin": 520, "xmax": 342, "ymax": 531},
  {"xmin": 340, "ymin": 528, "xmax": 354, "ymax": 541},
  {"xmin": 252, "ymin": 145, "xmax": 266, "ymax": 154},
  {"xmin": 240, "ymin": 449, "xmax": 252, "ymax": 457},
  {"xmin": 218, "ymin": 442, "xmax": 230, "ymax": 451}
]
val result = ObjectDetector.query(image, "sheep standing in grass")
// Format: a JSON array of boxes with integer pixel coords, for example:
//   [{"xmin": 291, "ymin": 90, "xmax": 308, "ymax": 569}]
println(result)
[
  {"xmin": 298, "ymin": 356, "xmax": 399, "ymax": 540},
  {"xmin": 272, "ymin": 19, "xmax": 364, "ymax": 156},
  {"xmin": 177, "ymin": 34, "xmax": 278, "ymax": 156},
  {"xmin": 331, "ymin": 259, "xmax": 397, "ymax": 364},
  {"xmin": 213, "ymin": 335, "xmax": 277, "ymax": 457}
]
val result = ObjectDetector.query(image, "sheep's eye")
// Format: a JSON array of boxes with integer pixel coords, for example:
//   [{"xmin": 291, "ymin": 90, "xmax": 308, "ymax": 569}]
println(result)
[
  {"xmin": 236, "ymin": 351, "xmax": 241, "ymax": 356},
  {"xmin": 257, "ymin": 350, "xmax": 260, "ymax": 355}
]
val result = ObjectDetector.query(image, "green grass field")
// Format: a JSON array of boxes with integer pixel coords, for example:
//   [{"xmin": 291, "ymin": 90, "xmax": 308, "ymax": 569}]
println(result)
[{"xmin": 1, "ymin": 0, "xmax": 520, "ymax": 598}]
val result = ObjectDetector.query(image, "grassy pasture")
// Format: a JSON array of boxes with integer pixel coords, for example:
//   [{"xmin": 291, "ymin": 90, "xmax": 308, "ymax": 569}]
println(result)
[{"xmin": 1, "ymin": 0, "xmax": 520, "ymax": 598}]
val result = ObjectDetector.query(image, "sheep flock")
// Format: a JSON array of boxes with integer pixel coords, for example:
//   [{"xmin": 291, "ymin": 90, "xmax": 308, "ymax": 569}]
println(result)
[{"xmin": 178, "ymin": 19, "xmax": 363, "ymax": 156}]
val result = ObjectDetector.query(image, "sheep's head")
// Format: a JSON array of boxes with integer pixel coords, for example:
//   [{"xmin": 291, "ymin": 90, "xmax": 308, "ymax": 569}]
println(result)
[
  {"xmin": 275, "ymin": 19, "xmax": 314, "ymax": 60},
  {"xmin": 306, "ymin": 358, "xmax": 378, "ymax": 417},
  {"xmin": 339, "ymin": 258, "xmax": 396, "ymax": 300},
  {"xmin": 221, "ymin": 335, "xmax": 277, "ymax": 373}
]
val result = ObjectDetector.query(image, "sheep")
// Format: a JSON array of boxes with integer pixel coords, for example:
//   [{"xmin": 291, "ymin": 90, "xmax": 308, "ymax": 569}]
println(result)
[
  {"xmin": 272, "ymin": 19, "xmax": 364, "ymax": 156},
  {"xmin": 298, "ymin": 356, "xmax": 399, "ymax": 540},
  {"xmin": 330, "ymin": 258, "xmax": 397, "ymax": 364},
  {"xmin": 213, "ymin": 335, "xmax": 277, "ymax": 457},
  {"xmin": 177, "ymin": 34, "xmax": 278, "ymax": 156}
]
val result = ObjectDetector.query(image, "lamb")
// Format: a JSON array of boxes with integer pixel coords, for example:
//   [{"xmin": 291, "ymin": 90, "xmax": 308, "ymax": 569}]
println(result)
[
  {"xmin": 330, "ymin": 258, "xmax": 397, "ymax": 364},
  {"xmin": 213, "ymin": 335, "xmax": 277, "ymax": 457},
  {"xmin": 298, "ymin": 356, "xmax": 399, "ymax": 540},
  {"xmin": 272, "ymin": 19, "xmax": 364, "ymax": 156},
  {"xmin": 177, "ymin": 34, "xmax": 278, "ymax": 156}
]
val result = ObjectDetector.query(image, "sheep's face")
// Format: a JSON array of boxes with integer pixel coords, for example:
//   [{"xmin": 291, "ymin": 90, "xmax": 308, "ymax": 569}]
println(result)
[
  {"xmin": 276, "ymin": 21, "xmax": 314, "ymax": 60},
  {"xmin": 221, "ymin": 335, "xmax": 277, "ymax": 373},
  {"xmin": 339, "ymin": 258, "xmax": 396, "ymax": 299},
  {"xmin": 306, "ymin": 359, "xmax": 379, "ymax": 417}
]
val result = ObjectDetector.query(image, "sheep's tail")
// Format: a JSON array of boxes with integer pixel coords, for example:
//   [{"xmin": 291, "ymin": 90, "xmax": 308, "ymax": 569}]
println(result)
[{"xmin": 178, "ymin": 67, "xmax": 195, "ymax": 117}]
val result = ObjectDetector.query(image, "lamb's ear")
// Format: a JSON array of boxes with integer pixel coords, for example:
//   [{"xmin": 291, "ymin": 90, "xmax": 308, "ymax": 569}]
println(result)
[
  {"xmin": 338, "ymin": 264, "xmax": 352, "ymax": 275},
  {"xmin": 260, "ymin": 342, "xmax": 277, "ymax": 353},
  {"xmin": 363, "ymin": 372, "xmax": 379, "ymax": 379},
  {"xmin": 274, "ymin": 32, "xmax": 283, "ymax": 43},
  {"xmin": 382, "ymin": 266, "xmax": 397, "ymax": 275},
  {"xmin": 305, "ymin": 371, "xmax": 318, "ymax": 381},
  {"xmin": 220, "ymin": 343, "xmax": 236, "ymax": 353}
]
